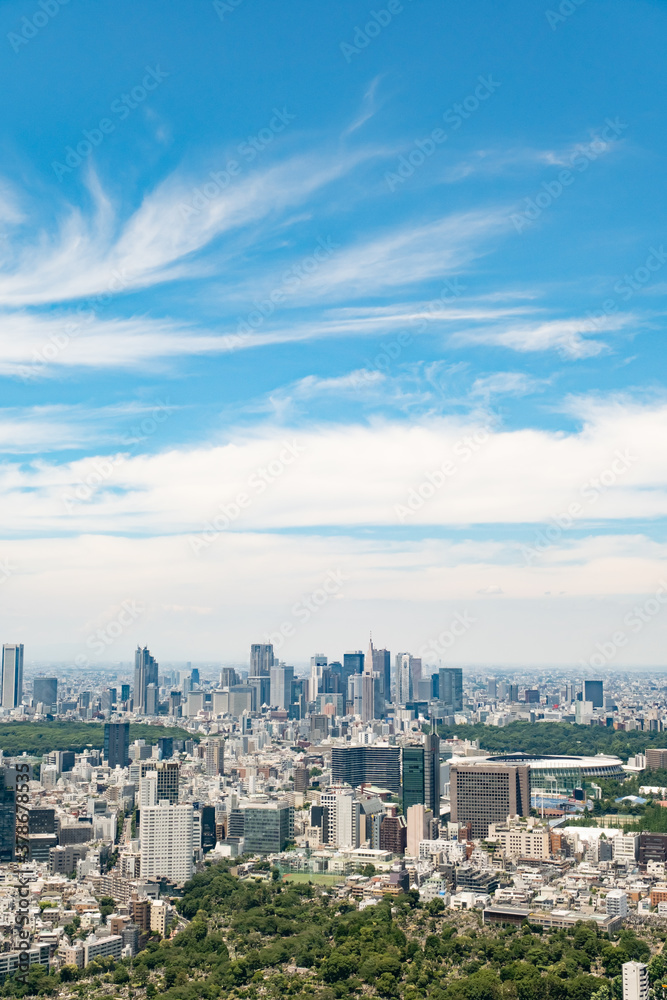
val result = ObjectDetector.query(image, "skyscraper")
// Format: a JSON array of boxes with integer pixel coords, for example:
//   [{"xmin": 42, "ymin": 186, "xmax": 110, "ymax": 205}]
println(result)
[
  {"xmin": 373, "ymin": 648, "xmax": 391, "ymax": 705},
  {"xmin": 342, "ymin": 651, "xmax": 364, "ymax": 696},
  {"xmin": 439, "ymin": 667, "xmax": 463, "ymax": 712},
  {"xmin": 424, "ymin": 731, "xmax": 440, "ymax": 816},
  {"xmin": 1, "ymin": 644, "xmax": 23, "ymax": 709},
  {"xmin": 33, "ymin": 677, "xmax": 57, "ymax": 711},
  {"xmin": 396, "ymin": 653, "xmax": 413, "ymax": 705},
  {"xmin": 140, "ymin": 801, "xmax": 194, "ymax": 884},
  {"xmin": 0, "ymin": 768, "xmax": 15, "ymax": 863},
  {"xmin": 402, "ymin": 745, "xmax": 425, "ymax": 813},
  {"xmin": 270, "ymin": 665, "xmax": 294, "ymax": 710},
  {"xmin": 134, "ymin": 646, "xmax": 158, "ymax": 715},
  {"xmin": 450, "ymin": 762, "xmax": 530, "ymax": 837},
  {"xmin": 250, "ymin": 643, "xmax": 274, "ymax": 677},
  {"xmin": 104, "ymin": 722, "xmax": 130, "ymax": 769},
  {"xmin": 583, "ymin": 679, "xmax": 604, "ymax": 709},
  {"xmin": 310, "ymin": 654, "xmax": 327, "ymax": 699}
]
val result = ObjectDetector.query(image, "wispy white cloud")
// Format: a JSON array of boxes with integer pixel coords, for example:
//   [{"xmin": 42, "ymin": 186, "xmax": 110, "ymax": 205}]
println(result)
[
  {"xmin": 0, "ymin": 149, "xmax": 380, "ymax": 307},
  {"xmin": 342, "ymin": 75, "xmax": 386, "ymax": 136},
  {"xmin": 452, "ymin": 314, "xmax": 635, "ymax": 358},
  {"xmin": 470, "ymin": 372, "xmax": 549, "ymax": 399}
]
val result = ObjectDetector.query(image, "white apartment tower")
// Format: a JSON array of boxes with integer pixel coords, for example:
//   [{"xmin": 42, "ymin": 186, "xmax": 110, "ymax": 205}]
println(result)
[
  {"xmin": 321, "ymin": 786, "xmax": 360, "ymax": 849},
  {"xmin": 622, "ymin": 963, "xmax": 649, "ymax": 1000},
  {"xmin": 205, "ymin": 738, "xmax": 224, "ymax": 776},
  {"xmin": 140, "ymin": 801, "xmax": 194, "ymax": 884}
]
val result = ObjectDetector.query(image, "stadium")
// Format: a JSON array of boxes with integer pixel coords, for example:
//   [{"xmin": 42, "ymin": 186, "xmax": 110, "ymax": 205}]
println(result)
[{"xmin": 449, "ymin": 752, "xmax": 624, "ymax": 794}]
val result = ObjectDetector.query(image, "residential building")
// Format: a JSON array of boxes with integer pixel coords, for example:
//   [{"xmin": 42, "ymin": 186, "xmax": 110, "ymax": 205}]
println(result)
[
  {"xmin": 379, "ymin": 814, "xmax": 407, "ymax": 855},
  {"xmin": 406, "ymin": 804, "xmax": 433, "ymax": 858},
  {"xmin": 606, "ymin": 889, "xmax": 628, "ymax": 918},
  {"xmin": 205, "ymin": 738, "xmax": 224, "ymax": 776},
  {"xmin": 613, "ymin": 833, "xmax": 639, "ymax": 863},
  {"xmin": 622, "ymin": 962, "xmax": 649, "ymax": 1000},
  {"xmin": 321, "ymin": 786, "xmax": 360, "ymax": 849},
  {"xmin": 140, "ymin": 801, "xmax": 194, "ymax": 884},
  {"xmin": 84, "ymin": 935, "xmax": 123, "ymax": 965}
]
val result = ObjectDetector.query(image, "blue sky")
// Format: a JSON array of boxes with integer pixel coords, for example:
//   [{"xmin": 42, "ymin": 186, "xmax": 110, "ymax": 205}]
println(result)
[{"xmin": 2, "ymin": 0, "xmax": 667, "ymax": 667}]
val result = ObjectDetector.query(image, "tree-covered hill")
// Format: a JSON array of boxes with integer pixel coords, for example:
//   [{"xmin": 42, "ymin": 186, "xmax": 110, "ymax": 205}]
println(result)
[
  {"xmin": 0, "ymin": 721, "xmax": 196, "ymax": 757},
  {"xmin": 437, "ymin": 721, "xmax": 657, "ymax": 761}
]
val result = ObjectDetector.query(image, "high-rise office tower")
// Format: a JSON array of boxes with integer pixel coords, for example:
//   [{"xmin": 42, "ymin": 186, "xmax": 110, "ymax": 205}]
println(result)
[
  {"xmin": 248, "ymin": 675, "xmax": 271, "ymax": 711},
  {"xmin": 487, "ymin": 678, "xmax": 497, "ymax": 700},
  {"xmin": 134, "ymin": 646, "xmax": 158, "ymax": 715},
  {"xmin": 342, "ymin": 651, "xmax": 364, "ymax": 695},
  {"xmin": 33, "ymin": 677, "xmax": 57, "ymax": 711},
  {"xmin": 1, "ymin": 645, "xmax": 23, "ymax": 709},
  {"xmin": 220, "ymin": 667, "xmax": 238, "ymax": 687},
  {"xmin": 310, "ymin": 654, "xmax": 327, "ymax": 699},
  {"xmin": 205, "ymin": 738, "xmax": 224, "ymax": 776},
  {"xmin": 583, "ymin": 679, "xmax": 604, "ymax": 709},
  {"xmin": 424, "ymin": 732, "xmax": 440, "ymax": 816},
  {"xmin": 347, "ymin": 674, "xmax": 364, "ymax": 718},
  {"xmin": 396, "ymin": 653, "xmax": 413, "ymax": 705},
  {"xmin": 140, "ymin": 801, "xmax": 194, "ymax": 884},
  {"xmin": 372, "ymin": 648, "xmax": 391, "ymax": 705},
  {"xmin": 439, "ymin": 667, "xmax": 463, "ymax": 712},
  {"xmin": 0, "ymin": 769, "xmax": 15, "ymax": 862},
  {"xmin": 157, "ymin": 737, "xmax": 174, "ymax": 759},
  {"xmin": 411, "ymin": 656, "xmax": 422, "ymax": 693},
  {"xmin": 156, "ymin": 761, "xmax": 180, "ymax": 804},
  {"xmin": 145, "ymin": 683, "xmax": 158, "ymax": 716},
  {"xmin": 121, "ymin": 683, "xmax": 130, "ymax": 703},
  {"xmin": 364, "ymin": 636, "xmax": 375, "ymax": 675},
  {"xmin": 402, "ymin": 745, "xmax": 425, "ymax": 813},
  {"xmin": 104, "ymin": 722, "xmax": 130, "ymax": 769},
  {"xmin": 250, "ymin": 643, "xmax": 274, "ymax": 677},
  {"xmin": 331, "ymin": 745, "xmax": 401, "ymax": 793},
  {"xmin": 450, "ymin": 762, "xmax": 530, "ymax": 837},
  {"xmin": 190, "ymin": 667, "xmax": 200, "ymax": 687},
  {"xmin": 201, "ymin": 805, "xmax": 216, "ymax": 852},
  {"xmin": 270, "ymin": 665, "xmax": 294, "ymax": 710},
  {"xmin": 242, "ymin": 800, "xmax": 293, "ymax": 854}
]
